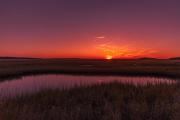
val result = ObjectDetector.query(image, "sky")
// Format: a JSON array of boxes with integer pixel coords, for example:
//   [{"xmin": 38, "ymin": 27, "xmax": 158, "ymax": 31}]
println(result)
[{"xmin": 0, "ymin": 0, "xmax": 180, "ymax": 59}]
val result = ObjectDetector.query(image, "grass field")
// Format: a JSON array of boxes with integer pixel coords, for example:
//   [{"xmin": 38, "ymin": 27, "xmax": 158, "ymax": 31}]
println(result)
[
  {"xmin": 0, "ymin": 59, "xmax": 180, "ymax": 80},
  {"xmin": 0, "ymin": 82, "xmax": 179, "ymax": 120},
  {"xmin": 0, "ymin": 59, "xmax": 179, "ymax": 120}
]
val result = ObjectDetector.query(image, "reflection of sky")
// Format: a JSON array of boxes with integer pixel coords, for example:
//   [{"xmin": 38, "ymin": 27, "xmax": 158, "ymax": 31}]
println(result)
[
  {"xmin": 0, "ymin": 0, "xmax": 180, "ymax": 58},
  {"xmin": 0, "ymin": 74, "xmax": 177, "ymax": 98}
]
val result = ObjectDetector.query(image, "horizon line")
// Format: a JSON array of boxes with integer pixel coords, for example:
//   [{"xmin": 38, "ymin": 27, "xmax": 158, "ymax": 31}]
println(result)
[{"xmin": 0, "ymin": 56, "xmax": 180, "ymax": 60}]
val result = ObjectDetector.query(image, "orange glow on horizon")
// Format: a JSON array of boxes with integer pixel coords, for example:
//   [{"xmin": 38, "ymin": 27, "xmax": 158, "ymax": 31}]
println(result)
[
  {"xmin": 106, "ymin": 55, "xmax": 113, "ymax": 60},
  {"xmin": 0, "ymin": 38, "xmax": 177, "ymax": 59},
  {"xmin": 94, "ymin": 42, "xmax": 162, "ymax": 59}
]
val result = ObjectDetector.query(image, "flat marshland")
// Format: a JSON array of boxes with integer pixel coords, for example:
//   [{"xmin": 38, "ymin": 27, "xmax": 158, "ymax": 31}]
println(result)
[
  {"xmin": 0, "ymin": 59, "xmax": 180, "ymax": 80},
  {"xmin": 0, "ymin": 59, "xmax": 180, "ymax": 120},
  {"xmin": 0, "ymin": 83, "xmax": 179, "ymax": 120}
]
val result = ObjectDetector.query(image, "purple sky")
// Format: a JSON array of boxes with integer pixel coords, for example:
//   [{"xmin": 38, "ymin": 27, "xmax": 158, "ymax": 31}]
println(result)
[{"xmin": 0, "ymin": 0, "xmax": 180, "ymax": 58}]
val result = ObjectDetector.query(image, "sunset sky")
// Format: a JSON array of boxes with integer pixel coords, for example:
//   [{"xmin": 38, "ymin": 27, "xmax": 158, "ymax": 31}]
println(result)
[{"xmin": 0, "ymin": 0, "xmax": 180, "ymax": 59}]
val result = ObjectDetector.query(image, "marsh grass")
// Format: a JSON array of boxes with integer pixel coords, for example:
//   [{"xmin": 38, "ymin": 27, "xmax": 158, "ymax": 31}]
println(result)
[
  {"xmin": 0, "ymin": 59, "xmax": 180, "ymax": 80},
  {"xmin": 0, "ymin": 59, "xmax": 180, "ymax": 120},
  {"xmin": 0, "ymin": 82, "xmax": 179, "ymax": 120}
]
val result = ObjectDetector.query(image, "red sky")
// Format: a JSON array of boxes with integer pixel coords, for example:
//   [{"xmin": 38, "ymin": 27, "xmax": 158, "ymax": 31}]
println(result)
[{"xmin": 0, "ymin": 0, "xmax": 180, "ymax": 59}]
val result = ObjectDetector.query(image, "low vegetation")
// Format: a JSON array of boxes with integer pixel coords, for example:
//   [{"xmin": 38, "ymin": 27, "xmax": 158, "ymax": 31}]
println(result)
[
  {"xmin": 0, "ymin": 59, "xmax": 180, "ymax": 80},
  {"xmin": 0, "ymin": 59, "xmax": 179, "ymax": 120},
  {"xmin": 0, "ymin": 82, "xmax": 179, "ymax": 120}
]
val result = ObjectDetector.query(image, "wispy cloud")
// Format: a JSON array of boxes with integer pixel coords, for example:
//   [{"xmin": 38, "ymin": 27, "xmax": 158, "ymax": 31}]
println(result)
[
  {"xmin": 95, "ymin": 36, "xmax": 105, "ymax": 39},
  {"xmin": 96, "ymin": 43, "xmax": 157, "ymax": 58}
]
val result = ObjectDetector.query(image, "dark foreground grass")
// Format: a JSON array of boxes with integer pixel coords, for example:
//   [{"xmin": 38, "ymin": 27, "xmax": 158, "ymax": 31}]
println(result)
[
  {"xmin": 0, "ymin": 59, "xmax": 180, "ymax": 80},
  {"xmin": 0, "ymin": 82, "xmax": 179, "ymax": 120}
]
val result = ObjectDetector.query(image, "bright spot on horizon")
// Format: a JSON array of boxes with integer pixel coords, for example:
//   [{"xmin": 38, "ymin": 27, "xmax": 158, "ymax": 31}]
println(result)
[{"xmin": 106, "ymin": 55, "xmax": 113, "ymax": 60}]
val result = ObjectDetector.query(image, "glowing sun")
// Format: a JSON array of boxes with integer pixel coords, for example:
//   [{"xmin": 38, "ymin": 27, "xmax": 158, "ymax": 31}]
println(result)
[{"xmin": 106, "ymin": 55, "xmax": 113, "ymax": 60}]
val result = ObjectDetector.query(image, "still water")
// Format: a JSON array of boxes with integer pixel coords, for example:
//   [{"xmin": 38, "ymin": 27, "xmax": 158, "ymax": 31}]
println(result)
[{"xmin": 0, "ymin": 74, "xmax": 178, "ymax": 98}]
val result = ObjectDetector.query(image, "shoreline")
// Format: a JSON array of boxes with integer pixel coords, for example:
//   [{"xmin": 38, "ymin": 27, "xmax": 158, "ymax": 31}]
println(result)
[
  {"xmin": 0, "ymin": 59, "xmax": 180, "ymax": 80},
  {"xmin": 0, "ymin": 69, "xmax": 180, "ymax": 81}
]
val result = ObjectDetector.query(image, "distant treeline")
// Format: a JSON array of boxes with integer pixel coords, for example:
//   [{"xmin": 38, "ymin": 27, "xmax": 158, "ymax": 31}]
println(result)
[
  {"xmin": 169, "ymin": 57, "xmax": 180, "ymax": 60},
  {"xmin": 0, "ymin": 57, "xmax": 39, "ymax": 59}
]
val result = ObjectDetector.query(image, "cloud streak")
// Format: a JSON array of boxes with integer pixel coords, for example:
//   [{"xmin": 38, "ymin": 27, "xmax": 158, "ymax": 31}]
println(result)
[
  {"xmin": 95, "ymin": 36, "xmax": 105, "ymax": 39},
  {"xmin": 96, "ymin": 43, "xmax": 157, "ymax": 58}
]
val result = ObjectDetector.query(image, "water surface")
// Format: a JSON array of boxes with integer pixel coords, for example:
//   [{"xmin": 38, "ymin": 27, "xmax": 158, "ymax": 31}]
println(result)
[{"xmin": 0, "ymin": 74, "xmax": 177, "ymax": 98}]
